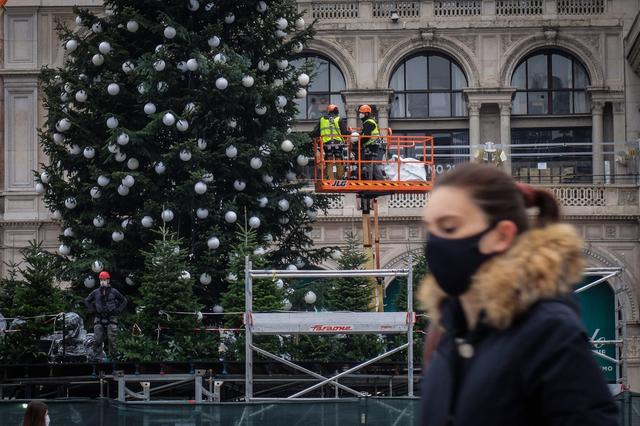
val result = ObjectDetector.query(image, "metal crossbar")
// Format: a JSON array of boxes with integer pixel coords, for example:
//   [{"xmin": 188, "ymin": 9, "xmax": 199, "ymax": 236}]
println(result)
[{"xmin": 245, "ymin": 257, "xmax": 415, "ymax": 401}]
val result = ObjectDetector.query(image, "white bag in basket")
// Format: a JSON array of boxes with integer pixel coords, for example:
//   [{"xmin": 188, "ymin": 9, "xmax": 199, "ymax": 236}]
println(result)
[{"xmin": 384, "ymin": 155, "xmax": 427, "ymax": 181}]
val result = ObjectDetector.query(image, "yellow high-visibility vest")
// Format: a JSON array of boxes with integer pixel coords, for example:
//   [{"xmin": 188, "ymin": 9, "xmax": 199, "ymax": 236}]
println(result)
[
  {"xmin": 319, "ymin": 116, "xmax": 344, "ymax": 143},
  {"xmin": 363, "ymin": 118, "xmax": 379, "ymax": 145}
]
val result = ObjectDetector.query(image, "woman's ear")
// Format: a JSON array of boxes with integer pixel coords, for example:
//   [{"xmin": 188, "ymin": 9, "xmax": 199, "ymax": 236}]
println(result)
[{"xmin": 481, "ymin": 220, "xmax": 518, "ymax": 254}]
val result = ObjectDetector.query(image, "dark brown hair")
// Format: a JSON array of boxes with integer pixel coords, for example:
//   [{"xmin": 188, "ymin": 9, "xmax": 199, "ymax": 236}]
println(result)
[
  {"xmin": 22, "ymin": 401, "xmax": 48, "ymax": 426},
  {"xmin": 435, "ymin": 163, "xmax": 560, "ymax": 232}
]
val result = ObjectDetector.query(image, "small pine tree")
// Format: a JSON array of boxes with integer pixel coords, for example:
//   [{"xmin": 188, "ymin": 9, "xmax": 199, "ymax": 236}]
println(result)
[{"xmin": 116, "ymin": 227, "xmax": 216, "ymax": 361}]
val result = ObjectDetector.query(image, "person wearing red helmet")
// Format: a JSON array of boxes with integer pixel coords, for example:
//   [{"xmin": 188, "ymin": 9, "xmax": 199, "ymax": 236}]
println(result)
[
  {"xmin": 311, "ymin": 104, "xmax": 349, "ymax": 179},
  {"xmin": 84, "ymin": 270, "xmax": 127, "ymax": 360},
  {"xmin": 357, "ymin": 104, "xmax": 385, "ymax": 180}
]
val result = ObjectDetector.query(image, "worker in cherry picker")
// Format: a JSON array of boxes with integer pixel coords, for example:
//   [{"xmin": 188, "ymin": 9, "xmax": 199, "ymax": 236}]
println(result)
[
  {"xmin": 311, "ymin": 104, "xmax": 349, "ymax": 179},
  {"xmin": 357, "ymin": 104, "xmax": 385, "ymax": 180}
]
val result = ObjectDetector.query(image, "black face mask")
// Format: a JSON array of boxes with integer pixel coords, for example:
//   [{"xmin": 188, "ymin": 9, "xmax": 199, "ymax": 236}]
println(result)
[{"xmin": 425, "ymin": 227, "xmax": 496, "ymax": 296}]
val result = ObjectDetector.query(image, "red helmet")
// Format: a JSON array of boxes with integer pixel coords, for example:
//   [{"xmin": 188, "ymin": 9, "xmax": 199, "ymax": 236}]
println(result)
[
  {"xmin": 98, "ymin": 271, "xmax": 111, "ymax": 280},
  {"xmin": 327, "ymin": 104, "xmax": 338, "ymax": 113},
  {"xmin": 358, "ymin": 104, "xmax": 372, "ymax": 114}
]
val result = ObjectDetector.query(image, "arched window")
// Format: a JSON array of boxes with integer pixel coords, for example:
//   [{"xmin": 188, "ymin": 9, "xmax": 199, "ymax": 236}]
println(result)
[
  {"xmin": 389, "ymin": 53, "xmax": 468, "ymax": 118},
  {"xmin": 511, "ymin": 50, "xmax": 590, "ymax": 115},
  {"xmin": 292, "ymin": 55, "xmax": 346, "ymax": 120}
]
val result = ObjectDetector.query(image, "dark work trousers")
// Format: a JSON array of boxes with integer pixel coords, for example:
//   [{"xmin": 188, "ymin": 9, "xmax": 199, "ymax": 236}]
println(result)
[{"xmin": 94, "ymin": 321, "xmax": 118, "ymax": 356}]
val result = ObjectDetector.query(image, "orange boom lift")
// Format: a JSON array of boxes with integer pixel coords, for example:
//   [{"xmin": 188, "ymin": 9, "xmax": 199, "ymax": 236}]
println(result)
[{"xmin": 313, "ymin": 129, "xmax": 435, "ymax": 311}]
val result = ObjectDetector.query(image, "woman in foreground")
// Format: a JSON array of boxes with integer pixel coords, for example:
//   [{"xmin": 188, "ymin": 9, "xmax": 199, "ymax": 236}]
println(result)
[{"xmin": 419, "ymin": 163, "xmax": 618, "ymax": 426}]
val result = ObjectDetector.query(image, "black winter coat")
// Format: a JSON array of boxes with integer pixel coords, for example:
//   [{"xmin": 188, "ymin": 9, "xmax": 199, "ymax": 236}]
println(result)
[
  {"xmin": 85, "ymin": 286, "xmax": 127, "ymax": 322},
  {"xmin": 418, "ymin": 224, "xmax": 618, "ymax": 426}
]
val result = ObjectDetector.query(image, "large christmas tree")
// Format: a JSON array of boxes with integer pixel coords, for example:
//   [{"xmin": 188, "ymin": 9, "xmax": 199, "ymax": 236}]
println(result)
[{"xmin": 37, "ymin": 0, "xmax": 330, "ymax": 308}]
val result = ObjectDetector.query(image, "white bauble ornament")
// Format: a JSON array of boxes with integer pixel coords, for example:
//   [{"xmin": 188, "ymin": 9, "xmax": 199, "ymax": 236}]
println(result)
[
  {"xmin": 177, "ymin": 61, "xmax": 188, "ymax": 72},
  {"xmin": 161, "ymin": 209, "xmax": 175, "ymax": 222},
  {"xmin": 153, "ymin": 59, "xmax": 166, "ymax": 71},
  {"xmin": 257, "ymin": 1, "xmax": 267, "ymax": 13},
  {"xmin": 92, "ymin": 260, "xmax": 104, "ymax": 272},
  {"xmin": 250, "ymin": 157, "xmax": 263, "ymax": 169},
  {"xmin": 40, "ymin": 171, "xmax": 50, "ymax": 184},
  {"xmin": 126, "ymin": 274, "xmax": 135, "ymax": 286},
  {"xmin": 277, "ymin": 59, "xmax": 288, "ymax": 69},
  {"xmin": 127, "ymin": 158, "xmax": 139, "ymax": 170},
  {"xmin": 280, "ymin": 139, "xmax": 294, "ymax": 152},
  {"xmin": 257, "ymin": 60, "xmax": 270, "ymax": 71},
  {"xmin": 84, "ymin": 276, "xmax": 96, "ymax": 288},
  {"xmin": 275, "ymin": 279, "xmax": 285, "ymax": 289},
  {"xmin": 287, "ymin": 264, "xmax": 297, "ymax": 271},
  {"xmin": 122, "ymin": 175, "xmax": 135, "ymax": 187},
  {"xmin": 92, "ymin": 54, "xmax": 104, "ymax": 66},
  {"xmin": 66, "ymin": 39, "xmax": 78, "ymax": 51},
  {"xmin": 180, "ymin": 270, "xmax": 191, "ymax": 280},
  {"xmin": 297, "ymin": 155, "xmax": 309, "ymax": 167},
  {"xmin": 276, "ymin": 95, "xmax": 288, "ymax": 108},
  {"xmin": 188, "ymin": 0, "xmax": 200, "ymax": 11},
  {"xmin": 83, "ymin": 147, "xmax": 96, "ymax": 159},
  {"xmin": 292, "ymin": 42, "xmax": 304, "ymax": 54},
  {"xmin": 296, "ymin": 88, "xmax": 307, "ymax": 99},
  {"xmin": 227, "ymin": 273, "xmax": 237, "ymax": 282},
  {"xmin": 141, "ymin": 216, "xmax": 154, "ymax": 228},
  {"xmin": 179, "ymin": 150, "xmax": 192, "ymax": 161},
  {"xmin": 227, "ymin": 118, "xmax": 237, "ymax": 128},
  {"xmin": 63, "ymin": 227, "xmax": 75, "ymax": 237},
  {"xmin": 93, "ymin": 216, "xmax": 105, "ymax": 228},
  {"xmin": 92, "ymin": 22, "xmax": 103, "ymax": 33},
  {"xmin": 52, "ymin": 210, "xmax": 63, "ymax": 220},
  {"xmin": 106, "ymin": 117, "xmax": 119, "ymax": 129},
  {"xmin": 194, "ymin": 181, "xmax": 207, "ymax": 194},
  {"xmin": 183, "ymin": 103, "xmax": 197, "ymax": 115},
  {"xmin": 186, "ymin": 58, "xmax": 198, "ymax": 71},
  {"xmin": 64, "ymin": 82, "xmax": 73, "ymax": 93},
  {"xmin": 90, "ymin": 186, "xmax": 101, "ymax": 199},
  {"xmin": 213, "ymin": 53, "xmax": 227, "ymax": 64},
  {"xmin": 255, "ymin": 105, "xmax": 267, "ymax": 115},
  {"xmin": 295, "ymin": 18, "xmax": 305, "ymax": 30},
  {"xmin": 108, "ymin": 143, "xmax": 118, "ymax": 153},
  {"xmin": 260, "ymin": 144, "xmax": 271, "ymax": 156},
  {"xmin": 65, "ymin": 197, "xmax": 77, "ymax": 209},
  {"xmin": 117, "ymin": 133, "xmax": 129, "ymax": 145},
  {"xmin": 115, "ymin": 151, "xmax": 127, "ymax": 162},
  {"xmin": 164, "ymin": 26, "xmax": 176, "ymax": 39},
  {"xmin": 155, "ymin": 44, "xmax": 164, "ymax": 53},
  {"xmin": 242, "ymin": 75, "xmax": 254, "ymax": 88},
  {"xmin": 200, "ymin": 273, "xmax": 212, "ymax": 285},
  {"xmin": 137, "ymin": 83, "xmax": 148, "ymax": 94},
  {"xmin": 304, "ymin": 291, "xmax": 317, "ymax": 305},
  {"xmin": 197, "ymin": 138, "xmax": 207, "ymax": 150},
  {"xmin": 57, "ymin": 118, "xmax": 72, "ymax": 132},
  {"xmin": 207, "ymin": 237, "xmax": 220, "ymax": 249},
  {"xmin": 157, "ymin": 81, "xmax": 168, "ymax": 92},
  {"xmin": 58, "ymin": 244, "xmax": 71, "ymax": 256},
  {"xmin": 233, "ymin": 180, "xmax": 246, "ymax": 191},
  {"xmin": 262, "ymin": 174, "xmax": 273, "ymax": 184},
  {"xmin": 215, "ymin": 77, "xmax": 228, "ymax": 90},
  {"xmin": 264, "ymin": 233, "xmax": 273, "ymax": 243},
  {"xmin": 126, "ymin": 20, "xmax": 139, "ymax": 32},
  {"xmin": 75, "ymin": 90, "xmax": 87, "ymax": 102},
  {"xmin": 307, "ymin": 209, "xmax": 318, "ymax": 219},
  {"xmin": 162, "ymin": 113, "xmax": 176, "ymax": 126},
  {"xmin": 122, "ymin": 61, "xmax": 135, "ymax": 73},
  {"xmin": 121, "ymin": 218, "xmax": 133, "ymax": 229},
  {"xmin": 202, "ymin": 173, "xmax": 214, "ymax": 182},
  {"xmin": 286, "ymin": 170, "xmax": 297, "ymax": 181},
  {"xmin": 53, "ymin": 133, "xmax": 65, "ymax": 144},
  {"xmin": 257, "ymin": 196, "xmax": 268, "ymax": 207},
  {"xmin": 303, "ymin": 196, "xmax": 314, "ymax": 208},
  {"xmin": 144, "ymin": 102, "xmax": 156, "ymax": 115},
  {"xmin": 224, "ymin": 211, "xmax": 237, "ymax": 223},
  {"xmin": 283, "ymin": 299, "xmax": 292, "ymax": 310},
  {"xmin": 276, "ymin": 17, "xmax": 288, "ymax": 30},
  {"xmin": 98, "ymin": 41, "xmax": 111, "ymax": 54},
  {"xmin": 275, "ymin": 30, "xmax": 287, "ymax": 38},
  {"xmin": 213, "ymin": 304, "xmax": 224, "ymax": 313},
  {"xmin": 176, "ymin": 119, "xmax": 189, "ymax": 132},
  {"xmin": 60, "ymin": 92, "xmax": 69, "ymax": 102},
  {"xmin": 225, "ymin": 13, "xmax": 235, "ymax": 23},
  {"xmin": 97, "ymin": 175, "xmax": 110, "ymax": 186},
  {"xmin": 154, "ymin": 162, "xmax": 166, "ymax": 174},
  {"xmin": 298, "ymin": 73, "xmax": 310, "ymax": 86},
  {"xmin": 107, "ymin": 83, "xmax": 120, "ymax": 95},
  {"xmin": 278, "ymin": 199, "xmax": 290, "ymax": 211},
  {"xmin": 112, "ymin": 231, "xmax": 124, "ymax": 242},
  {"xmin": 35, "ymin": 183, "xmax": 45, "ymax": 194},
  {"xmin": 248, "ymin": 216, "xmax": 261, "ymax": 229},
  {"xmin": 69, "ymin": 144, "xmax": 81, "ymax": 155},
  {"xmin": 225, "ymin": 145, "xmax": 237, "ymax": 158},
  {"xmin": 196, "ymin": 208, "xmax": 209, "ymax": 219},
  {"xmin": 208, "ymin": 36, "xmax": 221, "ymax": 48}
]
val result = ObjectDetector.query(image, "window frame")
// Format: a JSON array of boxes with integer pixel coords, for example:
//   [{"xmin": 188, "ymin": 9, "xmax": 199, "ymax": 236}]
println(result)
[{"xmin": 292, "ymin": 55, "xmax": 346, "ymax": 121}]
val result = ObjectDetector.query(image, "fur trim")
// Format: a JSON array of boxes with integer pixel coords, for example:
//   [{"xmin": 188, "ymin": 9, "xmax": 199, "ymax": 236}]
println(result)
[{"xmin": 417, "ymin": 224, "xmax": 585, "ymax": 330}]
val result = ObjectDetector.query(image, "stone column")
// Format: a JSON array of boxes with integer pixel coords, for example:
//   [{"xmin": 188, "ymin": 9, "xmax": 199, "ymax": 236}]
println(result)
[
  {"xmin": 623, "ymin": 322, "xmax": 640, "ymax": 391},
  {"xmin": 592, "ymin": 101, "xmax": 605, "ymax": 184},
  {"xmin": 468, "ymin": 102, "xmax": 481, "ymax": 159},
  {"xmin": 499, "ymin": 102, "xmax": 512, "ymax": 174},
  {"xmin": 612, "ymin": 101, "xmax": 628, "ymax": 182},
  {"xmin": 346, "ymin": 103, "xmax": 359, "ymax": 130},
  {"xmin": 377, "ymin": 104, "xmax": 389, "ymax": 134}
]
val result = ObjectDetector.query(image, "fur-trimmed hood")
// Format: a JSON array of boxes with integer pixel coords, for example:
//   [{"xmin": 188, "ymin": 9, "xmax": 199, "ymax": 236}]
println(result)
[{"xmin": 418, "ymin": 224, "xmax": 585, "ymax": 330}]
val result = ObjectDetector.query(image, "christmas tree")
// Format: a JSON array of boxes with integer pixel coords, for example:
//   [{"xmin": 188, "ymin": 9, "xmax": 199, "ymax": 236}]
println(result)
[{"xmin": 37, "ymin": 0, "xmax": 330, "ymax": 306}]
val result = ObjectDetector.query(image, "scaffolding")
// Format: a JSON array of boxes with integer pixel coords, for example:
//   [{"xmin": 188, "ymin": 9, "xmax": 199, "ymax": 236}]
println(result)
[{"xmin": 244, "ymin": 256, "xmax": 417, "ymax": 401}]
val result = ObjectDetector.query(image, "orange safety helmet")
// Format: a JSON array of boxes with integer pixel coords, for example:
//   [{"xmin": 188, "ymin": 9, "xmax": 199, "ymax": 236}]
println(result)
[
  {"xmin": 358, "ymin": 104, "xmax": 372, "ymax": 114},
  {"xmin": 327, "ymin": 104, "xmax": 338, "ymax": 113},
  {"xmin": 98, "ymin": 271, "xmax": 111, "ymax": 280}
]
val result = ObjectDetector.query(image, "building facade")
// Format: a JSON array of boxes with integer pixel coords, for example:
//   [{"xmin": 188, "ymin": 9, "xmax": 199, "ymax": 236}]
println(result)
[{"xmin": 2, "ymin": 0, "xmax": 640, "ymax": 388}]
